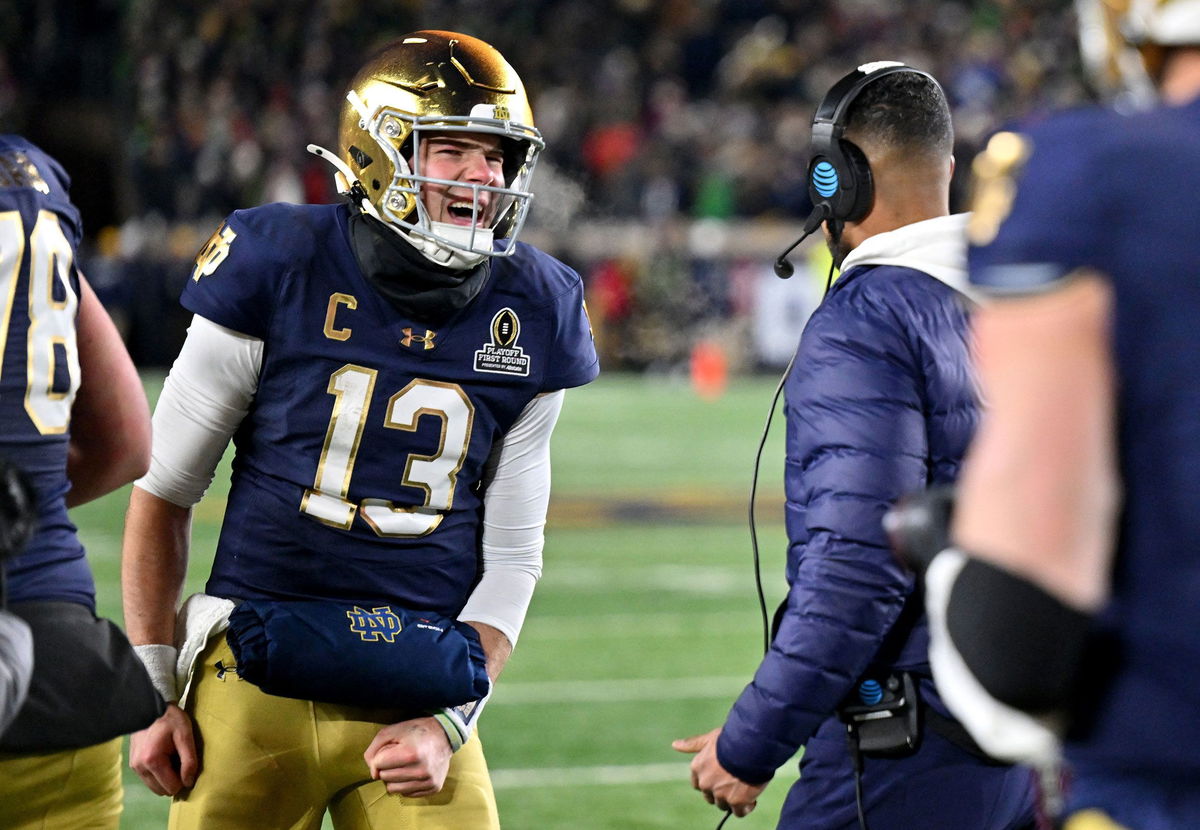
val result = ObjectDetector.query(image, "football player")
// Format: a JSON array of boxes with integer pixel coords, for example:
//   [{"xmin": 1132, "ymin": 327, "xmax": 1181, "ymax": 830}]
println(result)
[
  {"xmin": 911, "ymin": 1, "xmax": 1200, "ymax": 827},
  {"xmin": 0, "ymin": 135, "xmax": 160, "ymax": 829},
  {"xmin": 122, "ymin": 31, "xmax": 598, "ymax": 829}
]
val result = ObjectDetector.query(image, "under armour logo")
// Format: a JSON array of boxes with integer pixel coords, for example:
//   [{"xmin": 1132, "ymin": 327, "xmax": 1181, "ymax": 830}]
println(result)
[
  {"xmin": 400, "ymin": 327, "xmax": 437, "ymax": 350},
  {"xmin": 346, "ymin": 606, "xmax": 404, "ymax": 643}
]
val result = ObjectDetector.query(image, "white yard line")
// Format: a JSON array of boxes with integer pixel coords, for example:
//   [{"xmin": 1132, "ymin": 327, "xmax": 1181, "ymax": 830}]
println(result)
[
  {"xmin": 492, "ymin": 674, "xmax": 747, "ymax": 705},
  {"xmin": 491, "ymin": 762, "xmax": 691, "ymax": 789},
  {"xmin": 521, "ymin": 611, "xmax": 764, "ymax": 640},
  {"xmin": 540, "ymin": 564, "xmax": 747, "ymax": 595}
]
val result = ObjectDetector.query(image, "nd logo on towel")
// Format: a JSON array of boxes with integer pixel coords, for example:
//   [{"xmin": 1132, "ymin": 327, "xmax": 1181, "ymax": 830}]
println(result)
[{"xmin": 346, "ymin": 606, "xmax": 403, "ymax": 643}]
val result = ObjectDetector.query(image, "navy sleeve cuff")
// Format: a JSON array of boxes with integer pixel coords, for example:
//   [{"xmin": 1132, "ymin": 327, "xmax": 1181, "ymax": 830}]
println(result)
[{"xmin": 715, "ymin": 729, "xmax": 777, "ymax": 787}]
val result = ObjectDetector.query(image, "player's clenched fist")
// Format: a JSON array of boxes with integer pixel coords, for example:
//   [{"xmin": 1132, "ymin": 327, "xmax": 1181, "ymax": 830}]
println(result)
[{"xmin": 365, "ymin": 716, "xmax": 453, "ymax": 798}]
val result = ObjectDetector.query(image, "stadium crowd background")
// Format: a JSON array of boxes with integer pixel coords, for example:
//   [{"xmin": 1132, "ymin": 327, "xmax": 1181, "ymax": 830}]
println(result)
[{"xmin": 1, "ymin": 0, "xmax": 1084, "ymax": 371}]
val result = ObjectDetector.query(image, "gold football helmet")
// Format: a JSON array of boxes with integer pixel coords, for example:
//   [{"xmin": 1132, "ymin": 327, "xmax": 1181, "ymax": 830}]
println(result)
[
  {"xmin": 1076, "ymin": 0, "xmax": 1200, "ymax": 103},
  {"xmin": 310, "ymin": 31, "xmax": 543, "ymax": 267}
]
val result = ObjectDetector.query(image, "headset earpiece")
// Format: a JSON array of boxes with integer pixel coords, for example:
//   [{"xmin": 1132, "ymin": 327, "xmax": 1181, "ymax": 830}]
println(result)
[
  {"xmin": 805, "ymin": 137, "xmax": 874, "ymax": 228},
  {"xmin": 839, "ymin": 140, "xmax": 874, "ymax": 223}
]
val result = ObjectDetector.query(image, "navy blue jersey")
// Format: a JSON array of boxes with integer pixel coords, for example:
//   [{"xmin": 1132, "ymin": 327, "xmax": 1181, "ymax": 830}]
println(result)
[
  {"xmin": 184, "ymin": 203, "xmax": 597, "ymax": 616},
  {"xmin": 969, "ymin": 98, "xmax": 1200, "ymax": 777},
  {"xmin": 0, "ymin": 136, "xmax": 91, "ymax": 608}
]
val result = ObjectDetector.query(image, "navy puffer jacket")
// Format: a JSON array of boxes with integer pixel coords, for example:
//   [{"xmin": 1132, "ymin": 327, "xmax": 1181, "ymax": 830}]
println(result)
[{"xmin": 716, "ymin": 215, "xmax": 979, "ymax": 784}]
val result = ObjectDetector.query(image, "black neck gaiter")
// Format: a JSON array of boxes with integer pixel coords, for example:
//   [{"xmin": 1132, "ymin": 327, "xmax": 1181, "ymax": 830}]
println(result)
[{"xmin": 348, "ymin": 211, "xmax": 491, "ymax": 326}]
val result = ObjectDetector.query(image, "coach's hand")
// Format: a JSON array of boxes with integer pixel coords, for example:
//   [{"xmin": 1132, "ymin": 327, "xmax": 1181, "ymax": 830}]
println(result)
[
  {"xmin": 366, "ymin": 716, "xmax": 453, "ymax": 797},
  {"xmin": 129, "ymin": 703, "xmax": 198, "ymax": 796},
  {"xmin": 674, "ymin": 726, "xmax": 766, "ymax": 817}
]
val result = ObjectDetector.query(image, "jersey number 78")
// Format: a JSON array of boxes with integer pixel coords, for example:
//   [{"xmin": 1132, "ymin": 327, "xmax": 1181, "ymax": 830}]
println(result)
[{"xmin": 0, "ymin": 210, "xmax": 80, "ymax": 435}]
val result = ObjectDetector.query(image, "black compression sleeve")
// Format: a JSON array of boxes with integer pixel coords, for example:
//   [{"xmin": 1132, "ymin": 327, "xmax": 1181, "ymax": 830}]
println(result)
[{"xmin": 945, "ymin": 557, "xmax": 1092, "ymax": 714}]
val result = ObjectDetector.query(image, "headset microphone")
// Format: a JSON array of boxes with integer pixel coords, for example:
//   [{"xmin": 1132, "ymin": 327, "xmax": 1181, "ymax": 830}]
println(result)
[{"xmin": 773, "ymin": 203, "xmax": 831, "ymax": 279}]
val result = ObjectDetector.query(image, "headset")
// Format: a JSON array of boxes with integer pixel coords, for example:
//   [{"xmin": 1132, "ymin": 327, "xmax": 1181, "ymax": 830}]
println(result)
[{"xmin": 774, "ymin": 61, "xmax": 937, "ymax": 279}]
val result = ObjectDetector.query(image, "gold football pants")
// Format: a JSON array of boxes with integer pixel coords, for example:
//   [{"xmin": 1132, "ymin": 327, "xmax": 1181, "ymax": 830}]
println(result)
[
  {"xmin": 0, "ymin": 736, "xmax": 123, "ymax": 829},
  {"xmin": 1063, "ymin": 809, "xmax": 1131, "ymax": 830},
  {"xmin": 170, "ymin": 635, "xmax": 500, "ymax": 830}
]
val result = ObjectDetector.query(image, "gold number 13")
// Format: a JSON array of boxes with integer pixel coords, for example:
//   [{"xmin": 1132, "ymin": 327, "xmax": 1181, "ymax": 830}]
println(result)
[{"xmin": 300, "ymin": 366, "xmax": 476, "ymax": 537}]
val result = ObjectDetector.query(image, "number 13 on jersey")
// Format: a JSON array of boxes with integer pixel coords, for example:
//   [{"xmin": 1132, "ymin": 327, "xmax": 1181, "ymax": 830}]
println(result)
[{"xmin": 301, "ymin": 367, "xmax": 476, "ymax": 538}]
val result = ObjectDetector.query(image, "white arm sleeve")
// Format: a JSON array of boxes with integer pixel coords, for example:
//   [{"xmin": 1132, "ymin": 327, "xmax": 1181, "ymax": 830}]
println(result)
[
  {"xmin": 457, "ymin": 389, "xmax": 564, "ymax": 647},
  {"xmin": 136, "ymin": 315, "xmax": 262, "ymax": 507}
]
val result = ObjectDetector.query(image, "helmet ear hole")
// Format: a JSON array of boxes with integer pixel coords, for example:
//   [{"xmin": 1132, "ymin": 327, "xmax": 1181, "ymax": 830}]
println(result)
[
  {"xmin": 500, "ymin": 137, "xmax": 530, "ymax": 184},
  {"xmin": 349, "ymin": 146, "xmax": 373, "ymax": 169}
]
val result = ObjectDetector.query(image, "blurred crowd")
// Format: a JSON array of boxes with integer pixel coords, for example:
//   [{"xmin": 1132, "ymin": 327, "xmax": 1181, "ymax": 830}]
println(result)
[{"xmin": 1, "ymin": 0, "xmax": 1086, "ymax": 370}]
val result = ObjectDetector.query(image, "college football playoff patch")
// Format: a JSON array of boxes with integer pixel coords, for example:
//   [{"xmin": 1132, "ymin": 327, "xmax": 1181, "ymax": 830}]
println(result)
[{"xmin": 474, "ymin": 307, "xmax": 531, "ymax": 376}]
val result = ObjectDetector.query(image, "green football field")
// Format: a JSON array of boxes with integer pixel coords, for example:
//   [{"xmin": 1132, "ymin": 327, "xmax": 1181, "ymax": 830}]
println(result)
[{"xmin": 73, "ymin": 370, "xmax": 801, "ymax": 829}]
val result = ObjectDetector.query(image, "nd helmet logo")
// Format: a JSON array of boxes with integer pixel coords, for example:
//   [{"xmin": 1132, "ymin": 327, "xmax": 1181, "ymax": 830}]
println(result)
[
  {"xmin": 346, "ymin": 606, "xmax": 403, "ymax": 643},
  {"xmin": 192, "ymin": 222, "xmax": 237, "ymax": 281}
]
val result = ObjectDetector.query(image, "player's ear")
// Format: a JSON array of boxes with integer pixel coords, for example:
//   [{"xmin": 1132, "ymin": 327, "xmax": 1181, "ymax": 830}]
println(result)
[{"xmin": 949, "ymin": 154, "xmax": 956, "ymax": 178}]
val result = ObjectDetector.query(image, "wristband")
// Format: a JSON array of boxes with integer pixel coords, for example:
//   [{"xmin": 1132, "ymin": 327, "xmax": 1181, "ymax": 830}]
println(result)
[
  {"xmin": 134, "ymin": 643, "xmax": 180, "ymax": 704},
  {"xmin": 434, "ymin": 694, "xmax": 488, "ymax": 752}
]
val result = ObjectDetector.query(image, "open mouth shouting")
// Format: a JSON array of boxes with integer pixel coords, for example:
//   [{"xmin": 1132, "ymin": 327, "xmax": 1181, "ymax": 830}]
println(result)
[{"xmin": 445, "ymin": 197, "xmax": 489, "ymax": 226}]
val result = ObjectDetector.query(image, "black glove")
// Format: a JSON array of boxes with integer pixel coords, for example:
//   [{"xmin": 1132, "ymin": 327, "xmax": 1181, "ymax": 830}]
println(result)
[{"xmin": 883, "ymin": 485, "xmax": 955, "ymax": 576}]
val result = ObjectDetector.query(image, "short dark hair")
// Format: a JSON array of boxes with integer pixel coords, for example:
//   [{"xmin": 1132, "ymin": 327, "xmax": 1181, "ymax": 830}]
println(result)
[{"xmin": 844, "ymin": 71, "xmax": 953, "ymax": 159}]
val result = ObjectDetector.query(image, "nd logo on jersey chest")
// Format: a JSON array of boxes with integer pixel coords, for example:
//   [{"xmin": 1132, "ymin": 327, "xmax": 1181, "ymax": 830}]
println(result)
[{"xmin": 322, "ymin": 294, "xmax": 532, "ymax": 377}]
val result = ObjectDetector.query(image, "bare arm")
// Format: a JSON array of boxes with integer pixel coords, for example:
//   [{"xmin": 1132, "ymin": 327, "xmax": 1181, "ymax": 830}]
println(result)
[
  {"xmin": 122, "ymin": 485, "xmax": 199, "ymax": 796},
  {"xmin": 121, "ymin": 485, "xmax": 192, "ymax": 646},
  {"xmin": 66, "ymin": 275, "xmax": 151, "ymax": 507},
  {"xmin": 952, "ymin": 272, "xmax": 1120, "ymax": 612},
  {"xmin": 464, "ymin": 621, "xmax": 511, "ymax": 683}
]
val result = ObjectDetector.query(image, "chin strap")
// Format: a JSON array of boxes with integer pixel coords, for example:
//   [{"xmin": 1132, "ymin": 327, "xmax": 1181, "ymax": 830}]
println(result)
[
  {"xmin": 404, "ymin": 222, "xmax": 491, "ymax": 270},
  {"xmin": 307, "ymin": 143, "xmax": 490, "ymax": 271},
  {"xmin": 306, "ymin": 144, "xmax": 379, "ymax": 217}
]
